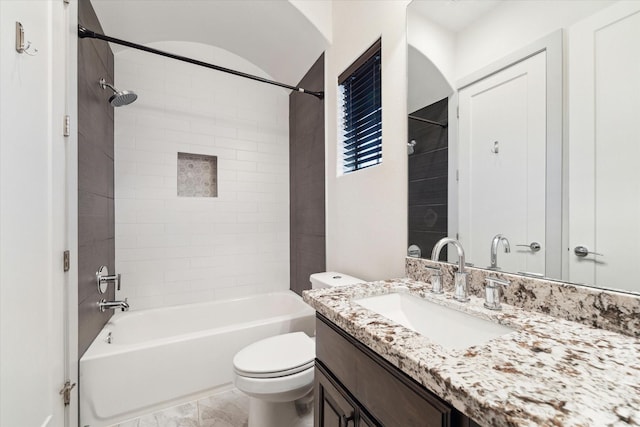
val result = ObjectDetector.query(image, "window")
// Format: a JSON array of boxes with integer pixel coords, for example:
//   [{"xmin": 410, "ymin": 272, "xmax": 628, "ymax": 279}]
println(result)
[{"xmin": 339, "ymin": 39, "xmax": 382, "ymax": 173}]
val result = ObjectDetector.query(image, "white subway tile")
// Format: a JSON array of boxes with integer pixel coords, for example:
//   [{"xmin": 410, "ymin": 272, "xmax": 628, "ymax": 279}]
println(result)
[
  {"xmin": 164, "ymin": 258, "xmax": 192, "ymax": 271},
  {"xmin": 214, "ymin": 223, "xmax": 259, "ymax": 234},
  {"xmin": 163, "ymin": 290, "xmax": 215, "ymax": 307},
  {"xmin": 237, "ymin": 150, "xmax": 286, "ymax": 165},
  {"xmin": 215, "ymin": 137, "xmax": 257, "ymax": 152},
  {"xmin": 125, "ymin": 295, "xmax": 166, "ymax": 311},
  {"xmin": 189, "ymin": 278, "xmax": 235, "ymax": 291},
  {"xmin": 115, "ymin": 188, "xmax": 137, "ymax": 199},
  {"xmin": 215, "ymin": 284, "xmax": 264, "ymax": 301},
  {"xmin": 115, "ymin": 237, "xmax": 137, "ymax": 249},
  {"xmin": 135, "ymin": 188, "xmax": 176, "ymax": 199},
  {"xmin": 115, "ymin": 41, "xmax": 290, "ymax": 310},
  {"xmin": 256, "ymin": 162, "xmax": 288, "ymax": 174},
  {"xmin": 115, "ymin": 160, "xmax": 137, "ymax": 176},
  {"xmin": 236, "ymin": 171, "xmax": 287, "ymax": 184},
  {"xmin": 217, "ymin": 159, "xmax": 256, "ymax": 172},
  {"xmin": 136, "ymin": 138, "xmax": 178, "ymax": 154},
  {"xmin": 257, "ymin": 141, "xmax": 288, "ymax": 156},
  {"xmin": 117, "ymin": 259, "xmax": 167, "ymax": 275}
]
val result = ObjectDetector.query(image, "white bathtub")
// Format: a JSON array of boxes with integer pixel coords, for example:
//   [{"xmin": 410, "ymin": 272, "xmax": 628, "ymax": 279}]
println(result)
[{"xmin": 79, "ymin": 291, "xmax": 315, "ymax": 427}]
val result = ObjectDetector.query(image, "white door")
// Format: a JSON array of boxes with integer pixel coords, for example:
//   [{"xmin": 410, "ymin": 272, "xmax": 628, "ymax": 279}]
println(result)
[
  {"xmin": 568, "ymin": 2, "xmax": 640, "ymax": 292},
  {"xmin": 458, "ymin": 52, "xmax": 546, "ymax": 274},
  {"xmin": 0, "ymin": 1, "xmax": 74, "ymax": 426}
]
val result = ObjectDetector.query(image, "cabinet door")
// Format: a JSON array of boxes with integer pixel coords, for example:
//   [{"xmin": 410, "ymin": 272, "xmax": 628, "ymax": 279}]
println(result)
[
  {"xmin": 316, "ymin": 316, "xmax": 454, "ymax": 426},
  {"xmin": 358, "ymin": 411, "xmax": 381, "ymax": 427},
  {"xmin": 315, "ymin": 366, "xmax": 356, "ymax": 427}
]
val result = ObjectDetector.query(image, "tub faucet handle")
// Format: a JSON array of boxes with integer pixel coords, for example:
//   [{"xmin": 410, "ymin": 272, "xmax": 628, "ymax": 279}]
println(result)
[{"xmin": 96, "ymin": 266, "xmax": 122, "ymax": 294}]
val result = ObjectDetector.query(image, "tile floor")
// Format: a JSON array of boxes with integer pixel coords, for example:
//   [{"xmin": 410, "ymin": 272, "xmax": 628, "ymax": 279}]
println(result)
[{"xmin": 112, "ymin": 388, "xmax": 314, "ymax": 427}]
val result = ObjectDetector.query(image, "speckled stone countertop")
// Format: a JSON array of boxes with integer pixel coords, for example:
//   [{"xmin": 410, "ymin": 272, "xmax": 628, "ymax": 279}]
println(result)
[{"xmin": 303, "ymin": 279, "xmax": 640, "ymax": 427}]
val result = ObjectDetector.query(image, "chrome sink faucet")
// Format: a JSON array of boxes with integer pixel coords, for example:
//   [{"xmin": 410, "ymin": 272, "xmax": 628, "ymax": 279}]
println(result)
[
  {"xmin": 489, "ymin": 234, "xmax": 511, "ymax": 270},
  {"xmin": 98, "ymin": 298, "xmax": 129, "ymax": 312},
  {"xmin": 431, "ymin": 238, "xmax": 469, "ymax": 302}
]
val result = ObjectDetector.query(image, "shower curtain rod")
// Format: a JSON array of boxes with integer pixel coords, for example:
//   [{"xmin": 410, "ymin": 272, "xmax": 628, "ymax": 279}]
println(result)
[
  {"xmin": 78, "ymin": 25, "xmax": 324, "ymax": 100},
  {"xmin": 408, "ymin": 114, "xmax": 447, "ymax": 128}
]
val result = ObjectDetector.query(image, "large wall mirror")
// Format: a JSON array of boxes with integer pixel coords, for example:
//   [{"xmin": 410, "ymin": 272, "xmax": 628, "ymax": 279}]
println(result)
[{"xmin": 407, "ymin": 0, "xmax": 640, "ymax": 294}]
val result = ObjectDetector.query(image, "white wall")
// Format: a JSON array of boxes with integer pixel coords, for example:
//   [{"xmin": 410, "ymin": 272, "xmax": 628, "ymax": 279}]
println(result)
[
  {"xmin": 290, "ymin": 0, "xmax": 332, "ymax": 44},
  {"xmin": 114, "ymin": 41, "xmax": 290, "ymax": 310},
  {"xmin": 407, "ymin": 10, "xmax": 456, "ymax": 88},
  {"xmin": 1, "ymin": 0, "xmax": 73, "ymax": 425},
  {"xmin": 325, "ymin": 0, "xmax": 410, "ymax": 281},
  {"xmin": 454, "ymin": 0, "xmax": 613, "ymax": 80}
]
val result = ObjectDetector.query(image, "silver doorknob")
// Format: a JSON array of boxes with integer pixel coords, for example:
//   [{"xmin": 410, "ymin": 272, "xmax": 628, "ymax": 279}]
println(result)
[
  {"xmin": 574, "ymin": 246, "xmax": 603, "ymax": 257},
  {"xmin": 516, "ymin": 242, "xmax": 541, "ymax": 252}
]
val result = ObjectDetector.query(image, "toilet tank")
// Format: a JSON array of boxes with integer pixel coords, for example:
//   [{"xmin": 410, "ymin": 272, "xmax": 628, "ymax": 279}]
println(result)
[{"xmin": 310, "ymin": 272, "xmax": 363, "ymax": 289}]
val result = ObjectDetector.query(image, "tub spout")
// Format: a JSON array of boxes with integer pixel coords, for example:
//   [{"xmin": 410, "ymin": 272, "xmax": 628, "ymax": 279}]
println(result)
[{"xmin": 98, "ymin": 298, "xmax": 129, "ymax": 312}]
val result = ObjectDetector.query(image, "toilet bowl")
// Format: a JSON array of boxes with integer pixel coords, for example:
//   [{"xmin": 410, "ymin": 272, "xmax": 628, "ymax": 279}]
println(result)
[
  {"xmin": 233, "ymin": 272, "xmax": 363, "ymax": 427},
  {"xmin": 233, "ymin": 332, "xmax": 315, "ymax": 427}
]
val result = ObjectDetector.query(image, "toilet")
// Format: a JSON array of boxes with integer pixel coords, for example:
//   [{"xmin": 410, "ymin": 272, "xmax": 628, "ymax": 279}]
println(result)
[{"xmin": 233, "ymin": 272, "xmax": 363, "ymax": 427}]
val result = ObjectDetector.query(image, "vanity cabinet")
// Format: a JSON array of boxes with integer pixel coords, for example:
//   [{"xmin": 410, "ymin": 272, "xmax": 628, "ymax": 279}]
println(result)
[
  {"xmin": 315, "ymin": 314, "xmax": 480, "ymax": 427},
  {"xmin": 315, "ymin": 363, "xmax": 378, "ymax": 426}
]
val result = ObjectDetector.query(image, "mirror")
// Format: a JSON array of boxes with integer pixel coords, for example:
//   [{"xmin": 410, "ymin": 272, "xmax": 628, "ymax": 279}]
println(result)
[{"xmin": 407, "ymin": 0, "xmax": 640, "ymax": 294}]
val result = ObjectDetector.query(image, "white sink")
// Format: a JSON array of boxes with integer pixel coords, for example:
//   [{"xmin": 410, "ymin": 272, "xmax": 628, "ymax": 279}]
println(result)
[{"xmin": 353, "ymin": 293, "xmax": 515, "ymax": 350}]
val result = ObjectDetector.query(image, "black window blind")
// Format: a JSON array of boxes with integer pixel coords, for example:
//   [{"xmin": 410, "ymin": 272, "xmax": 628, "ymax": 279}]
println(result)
[{"xmin": 339, "ymin": 40, "xmax": 382, "ymax": 173}]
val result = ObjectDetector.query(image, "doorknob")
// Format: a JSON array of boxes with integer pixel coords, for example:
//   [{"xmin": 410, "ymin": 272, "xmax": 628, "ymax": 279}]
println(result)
[
  {"xmin": 516, "ymin": 242, "xmax": 541, "ymax": 252},
  {"xmin": 574, "ymin": 246, "xmax": 603, "ymax": 257}
]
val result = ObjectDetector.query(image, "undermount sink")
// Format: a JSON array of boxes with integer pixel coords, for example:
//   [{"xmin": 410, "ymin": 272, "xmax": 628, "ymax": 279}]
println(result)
[{"xmin": 353, "ymin": 292, "xmax": 515, "ymax": 350}]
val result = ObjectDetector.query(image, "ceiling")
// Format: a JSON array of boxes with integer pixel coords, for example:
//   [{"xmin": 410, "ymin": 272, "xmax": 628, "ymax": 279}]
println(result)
[
  {"xmin": 91, "ymin": 0, "xmax": 328, "ymax": 85},
  {"xmin": 409, "ymin": 0, "xmax": 503, "ymax": 32}
]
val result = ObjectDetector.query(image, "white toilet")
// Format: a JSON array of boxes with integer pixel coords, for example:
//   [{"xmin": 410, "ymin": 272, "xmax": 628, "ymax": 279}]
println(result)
[{"xmin": 233, "ymin": 272, "xmax": 363, "ymax": 427}]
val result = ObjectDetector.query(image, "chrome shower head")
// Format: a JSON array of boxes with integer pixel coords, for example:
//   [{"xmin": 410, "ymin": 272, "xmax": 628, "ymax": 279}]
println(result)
[
  {"xmin": 99, "ymin": 78, "xmax": 137, "ymax": 107},
  {"xmin": 408, "ymin": 139, "xmax": 417, "ymax": 155}
]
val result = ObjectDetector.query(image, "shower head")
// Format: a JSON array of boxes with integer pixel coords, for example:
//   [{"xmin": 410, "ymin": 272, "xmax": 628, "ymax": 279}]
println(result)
[
  {"xmin": 408, "ymin": 139, "xmax": 417, "ymax": 155},
  {"xmin": 99, "ymin": 78, "xmax": 137, "ymax": 107}
]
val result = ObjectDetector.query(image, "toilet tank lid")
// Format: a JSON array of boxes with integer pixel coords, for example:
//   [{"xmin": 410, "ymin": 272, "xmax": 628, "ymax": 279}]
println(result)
[{"xmin": 310, "ymin": 272, "xmax": 364, "ymax": 288}]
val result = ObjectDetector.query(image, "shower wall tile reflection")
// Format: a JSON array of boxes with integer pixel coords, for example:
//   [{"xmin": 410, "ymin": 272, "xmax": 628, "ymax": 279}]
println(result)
[
  {"xmin": 177, "ymin": 153, "xmax": 218, "ymax": 197},
  {"xmin": 408, "ymin": 98, "xmax": 449, "ymax": 259}
]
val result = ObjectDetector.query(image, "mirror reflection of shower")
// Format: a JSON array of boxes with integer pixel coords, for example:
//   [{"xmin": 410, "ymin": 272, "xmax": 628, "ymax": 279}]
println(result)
[{"xmin": 99, "ymin": 77, "xmax": 137, "ymax": 107}]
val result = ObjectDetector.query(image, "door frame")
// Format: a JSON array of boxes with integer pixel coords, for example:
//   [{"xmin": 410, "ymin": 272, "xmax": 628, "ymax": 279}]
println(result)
[
  {"xmin": 63, "ymin": 0, "xmax": 79, "ymax": 425},
  {"xmin": 53, "ymin": 0, "xmax": 79, "ymax": 425},
  {"xmin": 451, "ymin": 30, "xmax": 563, "ymax": 279}
]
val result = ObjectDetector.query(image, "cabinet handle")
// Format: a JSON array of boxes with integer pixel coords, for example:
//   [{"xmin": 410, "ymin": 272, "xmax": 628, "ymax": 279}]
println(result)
[{"xmin": 341, "ymin": 413, "xmax": 355, "ymax": 427}]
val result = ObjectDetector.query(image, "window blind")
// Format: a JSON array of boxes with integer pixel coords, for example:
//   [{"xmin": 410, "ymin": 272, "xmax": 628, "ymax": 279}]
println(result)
[{"xmin": 339, "ymin": 40, "xmax": 382, "ymax": 173}]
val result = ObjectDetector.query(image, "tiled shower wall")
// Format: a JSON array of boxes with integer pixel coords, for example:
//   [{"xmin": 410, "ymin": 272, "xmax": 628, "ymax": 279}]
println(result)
[
  {"xmin": 408, "ymin": 98, "xmax": 448, "ymax": 260},
  {"xmin": 114, "ymin": 41, "xmax": 290, "ymax": 309},
  {"xmin": 78, "ymin": 0, "xmax": 115, "ymax": 356},
  {"xmin": 289, "ymin": 54, "xmax": 325, "ymax": 296}
]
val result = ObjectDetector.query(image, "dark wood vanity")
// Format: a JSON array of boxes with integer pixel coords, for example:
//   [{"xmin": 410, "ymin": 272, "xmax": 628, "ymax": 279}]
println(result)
[{"xmin": 314, "ymin": 314, "xmax": 480, "ymax": 427}]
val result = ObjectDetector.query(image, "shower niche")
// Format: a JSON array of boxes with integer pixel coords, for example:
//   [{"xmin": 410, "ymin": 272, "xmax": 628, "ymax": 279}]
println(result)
[{"xmin": 177, "ymin": 152, "xmax": 218, "ymax": 198}]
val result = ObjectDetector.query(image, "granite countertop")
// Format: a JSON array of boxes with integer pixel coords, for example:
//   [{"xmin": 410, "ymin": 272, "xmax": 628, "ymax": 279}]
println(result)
[{"xmin": 303, "ymin": 279, "xmax": 640, "ymax": 427}]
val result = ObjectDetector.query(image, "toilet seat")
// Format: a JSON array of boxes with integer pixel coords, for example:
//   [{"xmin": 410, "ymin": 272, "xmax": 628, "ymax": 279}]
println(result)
[{"xmin": 233, "ymin": 332, "xmax": 315, "ymax": 379}]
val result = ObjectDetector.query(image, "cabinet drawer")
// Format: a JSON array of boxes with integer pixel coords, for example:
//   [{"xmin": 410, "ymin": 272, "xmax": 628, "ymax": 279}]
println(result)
[{"xmin": 316, "ymin": 315, "xmax": 454, "ymax": 427}]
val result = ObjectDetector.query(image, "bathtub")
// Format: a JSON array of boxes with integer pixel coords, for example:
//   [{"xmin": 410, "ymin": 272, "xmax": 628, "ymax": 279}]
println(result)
[{"xmin": 79, "ymin": 291, "xmax": 315, "ymax": 427}]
